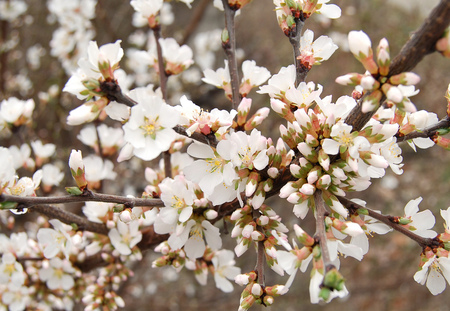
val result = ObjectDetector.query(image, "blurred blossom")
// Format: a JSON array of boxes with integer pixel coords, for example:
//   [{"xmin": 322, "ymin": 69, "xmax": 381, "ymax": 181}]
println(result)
[{"xmin": 0, "ymin": 0, "xmax": 28, "ymax": 21}]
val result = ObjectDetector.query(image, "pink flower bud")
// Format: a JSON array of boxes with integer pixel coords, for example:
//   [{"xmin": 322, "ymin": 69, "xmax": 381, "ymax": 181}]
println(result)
[
  {"xmin": 238, "ymin": 97, "xmax": 252, "ymax": 114},
  {"xmin": 360, "ymin": 75, "xmax": 377, "ymax": 90},
  {"xmin": 267, "ymin": 167, "xmax": 279, "ymax": 178},
  {"xmin": 299, "ymin": 183, "xmax": 315, "ymax": 196},
  {"xmin": 259, "ymin": 215, "xmax": 269, "ymax": 226},
  {"xmin": 270, "ymin": 98, "xmax": 287, "ymax": 114},
  {"xmin": 251, "ymin": 283, "xmax": 263, "ymax": 296},
  {"xmin": 205, "ymin": 209, "xmax": 218, "ymax": 220},
  {"xmin": 385, "ymin": 85, "xmax": 403, "ymax": 103},
  {"xmin": 69, "ymin": 149, "xmax": 87, "ymax": 189},
  {"xmin": 279, "ymin": 181, "xmax": 297, "ymax": 198},
  {"xmin": 348, "ymin": 30, "xmax": 372, "ymax": 58},
  {"xmin": 235, "ymin": 274, "xmax": 250, "ymax": 286}
]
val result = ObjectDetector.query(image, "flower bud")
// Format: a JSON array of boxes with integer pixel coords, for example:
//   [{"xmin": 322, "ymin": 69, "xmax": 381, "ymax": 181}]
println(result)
[{"xmin": 69, "ymin": 149, "xmax": 87, "ymax": 190}]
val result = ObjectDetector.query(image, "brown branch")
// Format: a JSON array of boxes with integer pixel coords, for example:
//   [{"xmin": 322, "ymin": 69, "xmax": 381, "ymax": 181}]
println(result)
[
  {"xmin": 337, "ymin": 196, "xmax": 440, "ymax": 249},
  {"xmin": 397, "ymin": 116, "xmax": 450, "ymax": 142},
  {"xmin": 313, "ymin": 190, "xmax": 335, "ymax": 272},
  {"xmin": 173, "ymin": 125, "xmax": 218, "ymax": 148},
  {"xmin": 253, "ymin": 209, "xmax": 265, "ymax": 286},
  {"xmin": 1, "ymin": 192, "xmax": 164, "ymax": 208},
  {"xmin": 32, "ymin": 205, "xmax": 109, "ymax": 235},
  {"xmin": 153, "ymin": 27, "xmax": 169, "ymax": 103},
  {"xmin": 100, "ymin": 80, "xmax": 136, "ymax": 107},
  {"xmin": 221, "ymin": 0, "xmax": 241, "ymax": 110},
  {"xmin": 163, "ymin": 151, "xmax": 172, "ymax": 178},
  {"xmin": 345, "ymin": 0, "xmax": 450, "ymax": 132},
  {"xmin": 0, "ymin": 19, "xmax": 8, "ymax": 95},
  {"xmin": 288, "ymin": 18, "xmax": 308, "ymax": 86}
]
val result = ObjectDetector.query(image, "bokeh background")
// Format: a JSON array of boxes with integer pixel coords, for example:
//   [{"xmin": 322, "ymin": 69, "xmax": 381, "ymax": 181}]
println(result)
[{"xmin": 1, "ymin": 0, "xmax": 450, "ymax": 310}]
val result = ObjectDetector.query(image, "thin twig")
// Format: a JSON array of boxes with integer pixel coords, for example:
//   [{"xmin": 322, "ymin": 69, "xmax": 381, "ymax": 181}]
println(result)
[
  {"xmin": 221, "ymin": 0, "xmax": 241, "ymax": 110},
  {"xmin": 163, "ymin": 151, "xmax": 172, "ymax": 178},
  {"xmin": 313, "ymin": 190, "xmax": 335, "ymax": 272},
  {"xmin": 397, "ymin": 116, "xmax": 450, "ymax": 142},
  {"xmin": 32, "ymin": 205, "xmax": 109, "ymax": 235},
  {"xmin": 288, "ymin": 17, "xmax": 307, "ymax": 86},
  {"xmin": 1, "ymin": 192, "xmax": 164, "ymax": 208},
  {"xmin": 153, "ymin": 27, "xmax": 169, "ymax": 103},
  {"xmin": 0, "ymin": 20, "xmax": 9, "ymax": 95},
  {"xmin": 173, "ymin": 125, "xmax": 218, "ymax": 148},
  {"xmin": 253, "ymin": 209, "xmax": 265, "ymax": 286},
  {"xmin": 338, "ymin": 196, "xmax": 440, "ymax": 249}
]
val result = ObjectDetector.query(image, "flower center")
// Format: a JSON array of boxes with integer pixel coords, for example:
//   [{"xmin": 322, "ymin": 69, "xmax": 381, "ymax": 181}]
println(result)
[
  {"xmin": 337, "ymin": 132, "xmax": 353, "ymax": 147},
  {"xmin": 140, "ymin": 116, "xmax": 161, "ymax": 139},
  {"xmin": 205, "ymin": 156, "xmax": 224, "ymax": 173},
  {"xmin": 171, "ymin": 195, "xmax": 185, "ymax": 210}
]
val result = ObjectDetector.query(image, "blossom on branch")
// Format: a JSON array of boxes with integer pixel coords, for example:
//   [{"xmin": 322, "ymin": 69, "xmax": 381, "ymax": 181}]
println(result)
[
  {"xmin": 298, "ymin": 29, "xmax": 338, "ymax": 69},
  {"xmin": 122, "ymin": 88, "xmax": 180, "ymax": 161}
]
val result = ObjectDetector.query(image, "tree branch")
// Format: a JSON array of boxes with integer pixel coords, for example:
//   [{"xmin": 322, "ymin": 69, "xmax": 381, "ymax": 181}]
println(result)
[
  {"xmin": 337, "ymin": 196, "xmax": 440, "ymax": 249},
  {"xmin": 153, "ymin": 27, "xmax": 169, "ymax": 103},
  {"xmin": 222, "ymin": 0, "xmax": 241, "ymax": 110},
  {"xmin": 32, "ymin": 205, "xmax": 109, "ymax": 235},
  {"xmin": 288, "ymin": 17, "xmax": 307, "ymax": 86},
  {"xmin": 1, "ymin": 192, "xmax": 164, "ymax": 208},
  {"xmin": 397, "ymin": 116, "xmax": 450, "ymax": 142},
  {"xmin": 313, "ymin": 190, "xmax": 335, "ymax": 272},
  {"xmin": 173, "ymin": 125, "xmax": 218, "ymax": 148}
]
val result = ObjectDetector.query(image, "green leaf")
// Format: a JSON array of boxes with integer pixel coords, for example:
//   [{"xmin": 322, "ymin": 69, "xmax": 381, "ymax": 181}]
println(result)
[
  {"xmin": 0, "ymin": 201, "xmax": 18, "ymax": 210},
  {"xmin": 436, "ymin": 128, "xmax": 450, "ymax": 135},
  {"xmin": 65, "ymin": 187, "xmax": 83, "ymax": 195}
]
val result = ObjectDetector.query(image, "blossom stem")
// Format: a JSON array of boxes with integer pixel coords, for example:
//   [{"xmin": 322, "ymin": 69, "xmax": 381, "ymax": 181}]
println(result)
[
  {"xmin": 397, "ymin": 116, "xmax": 450, "ymax": 142},
  {"xmin": 221, "ymin": 0, "xmax": 241, "ymax": 110},
  {"xmin": 313, "ymin": 190, "xmax": 335, "ymax": 272},
  {"xmin": 288, "ymin": 17, "xmax": 307, "ymax": 86},
  {"xmin": 338, "ymin": 196, "xmax": 440, "ymax": 249},
  {"xmin": 0, "ymin": 192, "xmax": 164, "ymax": 208},
  {"xmin": 253, "ymin": 209, "xmax": 266, "ymax": 286}
]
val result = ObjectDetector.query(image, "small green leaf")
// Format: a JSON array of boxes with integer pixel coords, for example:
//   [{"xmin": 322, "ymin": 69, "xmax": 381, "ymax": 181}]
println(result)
[
  {"xmin": 357, "ymin": 208, "xmax": 369, "ymax": 215},
  {"xmin": 436, "ymin": 128, "xmax": 450, "ymax": 135},
  {"xmin": 65, "ymin": 187, "xmax": 83, "ymax": 195},
  {"xmin": 0, "ymin": 201, "xmax": 18, "ymax": 210}
]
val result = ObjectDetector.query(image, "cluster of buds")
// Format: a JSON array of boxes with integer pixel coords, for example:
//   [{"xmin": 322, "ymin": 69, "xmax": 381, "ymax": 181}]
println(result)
[
  {"xmin": 231, "ymin": 204, "xmax": 288, "ymax": 274},
  {"xmin": 274, "ymin": 0, "xmax": 341, "ymax": 35},
  {"xmin": 235, "ymin": 271, "xmax": 288, "ymax": 310},
  {"xmin": 235, "ymin": 98, "xmax": 270, "ymax": 131},
  {"xmin": 277, "ymin": 100, "xmax": 398, "ymax": 218},
  {"xmin": 152, "ymin": 241, "xmax": 187, "ymax": 271},
  {"xmin": 336, "ymin": 31, "xmax": 421, "ymax": 113}
]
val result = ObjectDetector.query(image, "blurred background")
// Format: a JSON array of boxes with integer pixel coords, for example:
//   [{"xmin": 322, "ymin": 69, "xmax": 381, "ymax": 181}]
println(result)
[{"xmin": 1, "ymin": 0, "xmax": 450, "ymax": 310}]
